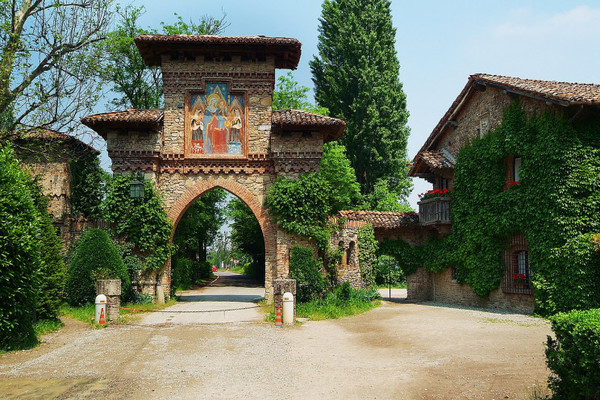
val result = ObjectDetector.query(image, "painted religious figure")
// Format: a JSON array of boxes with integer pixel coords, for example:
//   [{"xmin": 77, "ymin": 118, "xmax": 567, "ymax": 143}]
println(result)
[{"xmin": 188, "ymin": 83, "xmax": 245, "ymax": 155}]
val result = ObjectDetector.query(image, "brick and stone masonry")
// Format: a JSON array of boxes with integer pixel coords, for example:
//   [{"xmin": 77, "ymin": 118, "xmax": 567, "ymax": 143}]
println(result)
[{"xmin": 82, "ymin": 35, "xmax": 345, "ymax": 303}]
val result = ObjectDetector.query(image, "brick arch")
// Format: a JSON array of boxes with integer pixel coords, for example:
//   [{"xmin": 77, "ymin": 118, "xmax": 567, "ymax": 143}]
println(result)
[{"xmin": 166, "ymin": 176, "xmax": 276, "ymax": 281}]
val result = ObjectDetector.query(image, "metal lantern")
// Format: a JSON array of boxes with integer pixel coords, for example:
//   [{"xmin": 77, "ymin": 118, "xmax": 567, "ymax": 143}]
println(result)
[{"xmin": 129, "ymin": 180, "xmax": 145, "ymax": 199}]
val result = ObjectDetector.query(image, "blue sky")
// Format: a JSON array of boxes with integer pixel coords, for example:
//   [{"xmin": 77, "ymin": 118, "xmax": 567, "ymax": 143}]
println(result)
[{"xmin": 123, "ymin": 0, "xmax": 600, "ymax": 208}]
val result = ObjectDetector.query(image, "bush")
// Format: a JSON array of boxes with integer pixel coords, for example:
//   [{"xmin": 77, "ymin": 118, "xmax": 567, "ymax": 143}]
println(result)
[
  {"xmin": 35, "ymin": 208, "xmax": 66, "ymax": 321},
  {"xmin": 66, "ymin": 228, "xmax": 130, "ymax": 306},
  {"xmin": 296, "ymin": 286, "xmax": 381, "ymax": 320},
  {"xmin": 28, "ymin": 183, "xmax": 66, "ymax": 321},
  {"xmin": 171, "ymin": 257, "xmax": 212, "ymax": 290},
  {"xmin": 289, "ymin": 245, "xmax": 325, "ymax": 303},
  {"xmin": 0, "ymin": 145, "xmax": 41, "ymax": 350},
  {"xmin": 546, "ymin": 308, "xmax": 600, "ymax": 399}
]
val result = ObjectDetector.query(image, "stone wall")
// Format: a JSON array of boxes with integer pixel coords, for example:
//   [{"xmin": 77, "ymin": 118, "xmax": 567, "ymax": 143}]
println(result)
[
  {"xmin": 408, "ymin": 267, "xmax": 535, "ymax": 313},
  {"xmin": 436, "ymin": 86, "xmax": 562, "ymax": 160},
  {"xmin": 25, "ymin": 162, "xmax": 71, "ymax": 220}
]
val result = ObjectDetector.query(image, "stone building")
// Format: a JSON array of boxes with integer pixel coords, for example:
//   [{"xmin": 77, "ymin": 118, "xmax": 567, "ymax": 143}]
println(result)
[
  {"xmin": 82, "ymin": 35, "xmax": 345, "ymax": 301},
  {"xmin": 407, "ymin": 74, "xmax": 600, "ymax": 313},
  {"xmin": 11, "ymin": 128, "xmax": 100, "ymax": 252}
]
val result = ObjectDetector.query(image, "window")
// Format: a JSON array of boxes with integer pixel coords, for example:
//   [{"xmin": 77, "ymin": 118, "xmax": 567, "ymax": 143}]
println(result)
[
  {"xmin": 346, "ymin": 241, "xmax": 356, "ymax": 266},
  {"xmin": 513, "ymin": 157, "xmax": 522, "ymax": 182},
  {"xmin": 440, "ymin": 177, "xmax": 449, "ymax": 190},
  {"xmin": 340, "ymin": 241, "xmax": 347, "ymax": 265},
  {"xmin": 502, "ymin": 233, "xmax": 532, "ymax": 295}
]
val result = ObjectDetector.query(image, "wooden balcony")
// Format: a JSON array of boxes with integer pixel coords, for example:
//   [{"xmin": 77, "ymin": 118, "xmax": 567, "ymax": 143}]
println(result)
[{"xmin": 418, "ymin": 197, "xmax": 451, "ymax": 225}]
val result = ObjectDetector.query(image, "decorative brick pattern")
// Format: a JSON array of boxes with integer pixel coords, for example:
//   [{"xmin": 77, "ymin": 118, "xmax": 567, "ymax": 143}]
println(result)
[{"xmin": 81, "ymin": 35, "xmax": 350, "ymax": 302}]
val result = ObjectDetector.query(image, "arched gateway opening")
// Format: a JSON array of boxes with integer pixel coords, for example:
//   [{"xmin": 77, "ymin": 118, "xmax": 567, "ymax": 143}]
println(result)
[
  {"xmin": 82, "ymin": 34, "xmax": 345, "ymax": 302},
  {"xmin": 168, "ymin": 178, "xmax": 275, "ymax": 289}
]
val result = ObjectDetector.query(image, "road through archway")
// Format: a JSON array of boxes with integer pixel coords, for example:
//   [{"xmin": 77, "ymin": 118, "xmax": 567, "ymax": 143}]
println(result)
[{"xmin": 138, "ymin": 272, "xmax": 265, "ymax": 325}]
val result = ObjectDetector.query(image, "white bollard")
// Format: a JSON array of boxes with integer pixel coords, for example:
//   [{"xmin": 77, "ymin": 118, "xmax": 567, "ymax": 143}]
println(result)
[
  {"xmin": 282, "ymin": 292, "xmax": 294, "ymax": 325},
  {"xmin": 95, "ymin": 294, "xmax": 107, "ymax": 324}
]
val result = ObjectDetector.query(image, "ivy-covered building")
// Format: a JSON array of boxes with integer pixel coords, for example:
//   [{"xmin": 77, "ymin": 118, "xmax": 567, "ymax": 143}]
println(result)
[
  {"xmin": 11, "ymin": 128, "xmax": 101, "ymax": 252},
  {"xmin": 408, "ymin": 74, "xmax": 600, "ymax": 314}
]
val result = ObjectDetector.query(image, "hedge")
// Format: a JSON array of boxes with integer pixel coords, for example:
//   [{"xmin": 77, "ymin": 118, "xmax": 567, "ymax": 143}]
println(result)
[
  {"xmin": 290, "ymin": 245, "xmax": 325, "ymax": 303},
  {"xmin": 546, "ymin": 308, "xmax": 600, "ymax": 399},
  {"xmin": 66, "ymin": 228, "xmax": 130, "ymax": 306}
]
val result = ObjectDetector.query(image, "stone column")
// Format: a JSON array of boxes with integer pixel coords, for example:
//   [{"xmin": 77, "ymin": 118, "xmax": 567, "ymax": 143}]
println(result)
[{"xmin": 96, "ymin": 279, "xmax": 121, "ymax": 321}]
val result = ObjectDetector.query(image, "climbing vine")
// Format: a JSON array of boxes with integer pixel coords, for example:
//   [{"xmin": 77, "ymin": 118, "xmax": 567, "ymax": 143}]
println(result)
[
  {"xmin": 400, "ymin": 101, "xmax": 600, "ymax": 315},
  {"xmin": 102, "ymin": 174, "xmax": 173, "ymax": 271},
  {"xmin": 69, "ymin": 152, "xmax": 105, "ymax": 219},
  {"xmin": 357, "ymin": 223, "xmax": 378, "ymax": 289}
]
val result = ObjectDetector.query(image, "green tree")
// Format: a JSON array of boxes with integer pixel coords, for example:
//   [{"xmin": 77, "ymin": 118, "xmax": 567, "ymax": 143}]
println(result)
[
  {"xmin": 310, "ymin": 0, "xmax": 411, "ymax": 201},
  {"xmin": 0, "ymin": 145, "xmax": 41, "ymax": 349},
  {"xmin": 0, "ymin": 0, "xmax": 112, "ymax": 132},
  {"xmin": 66, "ymin": 228, "xmax": 129, "ymax": 306},
  {"xmin": 226, "ymin": 197, "xmax": 265, "ymax": 279},
  {"xmin": 273, "ymin": 72, "xmax": 328, "ymax": 115},
  {"xmin": 29, "ymin": 181, "xmax": 65, "ymax": 321},
  {"xmin": 364, "ymin": 179, "xmax": 412, "ymax": 212},
  {"xmin": 173, "ymin": 189, "xmax": 226, "ymax": 262},
  {"xmin": 318, "ymin": 142, "xmax": 362, "ymax": 213},
  {"xmin": 100, "ymin": 6, "xmax": 228, "ymax": 109}
]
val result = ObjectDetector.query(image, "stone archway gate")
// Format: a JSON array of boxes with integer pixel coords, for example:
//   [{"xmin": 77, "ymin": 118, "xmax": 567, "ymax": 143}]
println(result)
[{"xmin": 82, "ymin": 34, "xmax": 345, "ymax": 301}]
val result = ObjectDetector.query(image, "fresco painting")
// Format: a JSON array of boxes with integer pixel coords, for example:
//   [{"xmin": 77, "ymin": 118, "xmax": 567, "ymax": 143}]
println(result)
[{"xmin": 189, "ymin": 83, "xmax": 244, "ymax": 155}]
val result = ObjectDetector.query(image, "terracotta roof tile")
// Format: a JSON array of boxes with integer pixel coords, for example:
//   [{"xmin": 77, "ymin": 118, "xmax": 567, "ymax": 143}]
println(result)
[
  {"xmin": 338, "ymin": 210, "xmax": 419, "ymax": 229},
  {"xmin": 13, "ymin": 128, "xmax": 98, "ymax": 153},
  {"xmin": 135, "ymin": 34, "xmax": 302, "ymax": 69},
  {"xmin": 473, "ymin": 73, "xmax": 600, "ymax": 105},
  {"xmin": 271, "ymin": 109, "xmax": 345, "ymax": 141},
  {"xmin": 419, "ymin": 151, "xmax": 454, "ymax": 169},
  {"xmin": 409, "ymin": 73, "xmax": 600, "ymax": 177},
  {"xmin": 81, "ymin": 109, "xmax": 163, "ymax": 137}
]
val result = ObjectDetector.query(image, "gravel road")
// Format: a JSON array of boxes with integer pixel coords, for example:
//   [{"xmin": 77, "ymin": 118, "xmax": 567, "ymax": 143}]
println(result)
[{"xmin": 0, "ymin": 276, "xmax": 552, "ymax": 399}]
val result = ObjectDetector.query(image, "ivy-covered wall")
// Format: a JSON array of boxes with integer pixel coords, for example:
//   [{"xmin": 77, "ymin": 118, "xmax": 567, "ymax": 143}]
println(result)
[{"xmin": 410, "ymin": 101, "xmax": 600, "ymax": 315}]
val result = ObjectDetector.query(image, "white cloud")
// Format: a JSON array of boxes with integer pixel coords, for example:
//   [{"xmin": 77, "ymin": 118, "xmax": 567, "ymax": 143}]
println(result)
[
  {"xmin": 462, "ymin": 5, "xmax": 600, "ymax": 83},
  {"xmin": 492, "ymin": 5, "xmax": 600, "ymax": 39}
]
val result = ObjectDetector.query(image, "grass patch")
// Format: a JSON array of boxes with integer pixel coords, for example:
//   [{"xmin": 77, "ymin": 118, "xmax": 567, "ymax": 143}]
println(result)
[
  {"xmin": 296, "ymin": 288, "xmax": 381, "ymax": 321},
  {"xmin": 61, "ymin": 303, "xmax": 95, "ymax": 324},
  {"xmin": 33, "ymin": 319, "xmax": 63, "ymax": 336},
  {"xmin": 60, "ymin": 297, "xmax": 178, "ymax": 325},
  {"xmin": 376, "ymin": 282, "xmax": 407, "ymax": 289}
]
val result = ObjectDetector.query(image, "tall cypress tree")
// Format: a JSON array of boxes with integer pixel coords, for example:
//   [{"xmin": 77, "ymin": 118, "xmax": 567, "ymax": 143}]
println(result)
[{"xmin": 310, "ymin": 0, "xmax": 411, "ymax": 201}]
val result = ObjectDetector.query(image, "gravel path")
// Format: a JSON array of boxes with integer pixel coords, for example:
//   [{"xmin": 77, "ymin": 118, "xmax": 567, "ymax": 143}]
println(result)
[{"xmin": 0, "ymin": 283, "xmax": 552, "ymax": 399}]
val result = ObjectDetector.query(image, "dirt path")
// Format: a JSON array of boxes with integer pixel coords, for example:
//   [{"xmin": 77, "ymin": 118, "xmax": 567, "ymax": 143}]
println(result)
[{"xmin": 0, "ymin": 300, "xmax": 551, "ymax": 399}]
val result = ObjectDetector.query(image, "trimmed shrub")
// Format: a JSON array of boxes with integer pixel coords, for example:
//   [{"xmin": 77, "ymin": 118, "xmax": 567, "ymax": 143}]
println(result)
[
  {"xmin": 546, "ymin": 309, "xmax": 600, "ymax": 399},
  {"xmin": 289, "ymin": 245, "xmax": 325, "ymax": 303},
  {"xmin": 66, "ymin": 228, "xmax": 130, "ymax": 306},
  {"xmin": 28, "ymin": 182, "xmax": 66, "ymax": 321},
  {"xmin": 35, "ymin": 208, "xmax": 66, "ymax": 320},
  {"xmin": 172, "ymin": 257, "xmax": 211, "ymax": 290},
  {"xmin": 0, "ymin": 145, "xmax": 41, "ymax": 350}
]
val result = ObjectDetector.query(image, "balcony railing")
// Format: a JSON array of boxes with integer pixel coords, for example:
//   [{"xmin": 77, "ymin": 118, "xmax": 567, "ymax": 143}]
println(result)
[{"xmin": 418, "ymin": 197, "xmax": 451, "ymax": 225}]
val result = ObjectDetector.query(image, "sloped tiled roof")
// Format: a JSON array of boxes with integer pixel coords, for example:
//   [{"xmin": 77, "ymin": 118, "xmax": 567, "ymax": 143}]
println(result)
[
  {"xmin": 135, "ymin": 34, "xmax": 302, "ymax": 69},
  {"xmin": 474, "ymin": 73, "xmax": 600, "ymax": 105},
  {"xmin": 271, "ymin": 109, "xmax": 346, "ymax": 142},
  {"xmin": 409, "ymin": 73, "xmax": 600, "ymax": 177},
  {"xmin": 419, "ymin": 151, "xmax": 454, "ymax": 169},
  {"xmin": 338, "ymin": 210, "xmax": 419, "ymax": 229},
  {"xmin": 13, "ymin": 128, "xmax": 98, "ymax": 153},
  {"xmin": 81, "ymin": 109, "xmax": 163, "ymax": 137}
]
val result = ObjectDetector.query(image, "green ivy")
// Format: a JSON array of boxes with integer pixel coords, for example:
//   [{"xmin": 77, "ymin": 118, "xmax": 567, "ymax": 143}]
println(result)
[
  {"xmin": 266, "ymin": 173, "xmax": 334, "ymax": 251},
  {"xmin": 357, "ymin": 223, "xmax": 378, "ymax": 289},
  {"xmin": 102, "ymin": 174, "xmax": 173, "ymax": 271},
  {"xmin": 400, "ymin": 101, "xmax": 600, "ymax": 315},
  {"xmin": 69, "ymin": 152, "xmax": 106, "ymax": 220}
]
